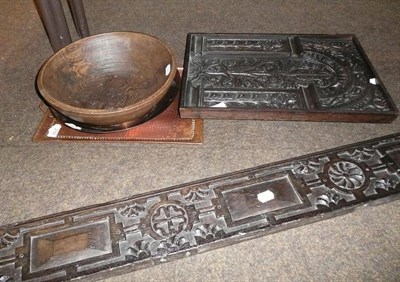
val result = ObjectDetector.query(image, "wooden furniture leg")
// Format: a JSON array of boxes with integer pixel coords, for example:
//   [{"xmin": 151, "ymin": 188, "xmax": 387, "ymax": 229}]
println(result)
[
  {"xmin": 67, "ymin": 0, "xmax": 90, "ymax": 38},
  {"xmin": 34, "ymin": 0, "xmax": 72, "ymax": 52}
]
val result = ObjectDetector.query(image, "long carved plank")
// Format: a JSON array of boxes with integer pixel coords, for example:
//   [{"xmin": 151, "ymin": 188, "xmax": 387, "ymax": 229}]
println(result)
[
  {"xmin": 1, "ymin": 133, "xmax": 400, "ymax": 281},
  {"xmin": 179, "ymin": 34, "xmax": 398, "ymax": 123}
]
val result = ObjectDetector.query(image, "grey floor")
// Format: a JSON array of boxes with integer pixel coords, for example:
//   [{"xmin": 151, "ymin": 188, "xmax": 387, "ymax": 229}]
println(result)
[{"xmin": 1, "ymin": 0, "xmax": 399, "ymax": 281}]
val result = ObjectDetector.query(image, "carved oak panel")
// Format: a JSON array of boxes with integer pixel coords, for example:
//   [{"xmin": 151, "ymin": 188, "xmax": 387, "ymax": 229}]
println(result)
[
  {"xmin": 179, "ymin": 34, "xmax": 398, "ymax": 122},
  {"xmin": 1, "ymin": 133, "xmax": 400, "ymax": 281}
]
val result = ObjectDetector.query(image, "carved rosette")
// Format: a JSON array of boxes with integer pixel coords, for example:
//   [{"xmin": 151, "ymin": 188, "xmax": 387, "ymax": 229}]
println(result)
[
  {"xmin": 328, "ymin": 161, "xmax": 366, "ymax": 190},
  {"xmin": 0, "ymin": 134, "xmax": 399, "ymax": 281},
  {"xmin": 321, "ymin": 159, "xmax": 371, "ymax": 195},
  {"xmin": 150, "ymin": 204, "xmax": 188, "ymax": 237}
]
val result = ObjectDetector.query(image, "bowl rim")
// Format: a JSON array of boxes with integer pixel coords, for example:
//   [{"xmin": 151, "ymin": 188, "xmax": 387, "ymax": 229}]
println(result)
[{"xmin": 36, "ymin": 31, "xmax": 177, "ymax": 117}]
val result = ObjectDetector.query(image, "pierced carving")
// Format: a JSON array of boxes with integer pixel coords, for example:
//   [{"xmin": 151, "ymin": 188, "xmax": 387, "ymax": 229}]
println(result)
[{"xmin": 328, "ymin": 161, "xmax": 366, "ymax": 190}]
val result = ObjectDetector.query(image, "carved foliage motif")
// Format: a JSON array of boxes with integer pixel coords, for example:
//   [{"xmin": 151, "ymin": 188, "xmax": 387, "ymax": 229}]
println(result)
[
  {"xmin": 186, "ymin": 35, "xmax": 392, "ymax": 112},
  {"xmin": 205, "ymin": 38, "xmax": 289, "ymax": 52},
  {"xmin": 0, "ymin": 134, "xmax": 399, "ymax": 281},
  {"xmin": 203, "ymin": 91, "xmax": 301, "ymax": 109},
  {"xmin": 188, "ymin": 56, "xmax": 336, "ymax": 91}
]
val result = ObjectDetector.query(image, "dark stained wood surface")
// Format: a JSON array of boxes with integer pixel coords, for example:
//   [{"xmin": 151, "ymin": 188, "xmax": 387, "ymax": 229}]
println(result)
[
  {"xmin": 179, "ymin": 34, "xmax": 398, "ymax": 123},
  {"xmin": 1, "ymin": 133, "xmax": 399, "ymax": 281}
]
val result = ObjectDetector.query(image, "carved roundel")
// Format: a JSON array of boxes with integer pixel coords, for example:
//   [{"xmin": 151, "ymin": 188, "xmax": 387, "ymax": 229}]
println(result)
[
  {"xmin": 328, "ymin": 161, "xmax": 365, "ymax": 190},
  {"xmin": 150, "ymin": 204, "xmax": 188, "ymax": 237}
]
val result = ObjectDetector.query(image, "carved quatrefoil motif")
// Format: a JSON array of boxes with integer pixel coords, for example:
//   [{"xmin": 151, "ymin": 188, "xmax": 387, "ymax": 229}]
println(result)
[
  {"xmin": 151, "ymin": 204, "xmax": 188, "ymax": 237},
  {"xmin": 328, "ymin": 161, "xmax": 366, "ymax": 190}
]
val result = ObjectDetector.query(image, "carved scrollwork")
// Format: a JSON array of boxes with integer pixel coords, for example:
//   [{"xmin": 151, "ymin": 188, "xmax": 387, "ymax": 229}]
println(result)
[
  {"xmin": 373, "ymin": 178, "xmax": 399, "ymax": 191},
  {"xmin": 118, "ymin": 203, "xmax": 145, "ymax": 218},
  {"xmin": 156, "ymin": 236, "xmax": 190, "ymax": 256},
  {"xmin": 347, "ymin": 147, "xmax": 376, "ymax": 162},
  {"xmin": 203, "ymin": 91, "xmax": 300, "ymax": 109},
  {"xmin": 126, "ymin": 241, "xmax": 151, "ymax": 260},
  {"xmin": 186, "ymin": 35, "xmax": 393, "ymax": 113},
  {"xmin": 182, "ymin": 187, "xmax": 211, "ymax": 202},
  {"xmin": 316, "ymin": 192, "xmax": 342, "ymax": 208},
  {"xmin": 0, "ymin": 229, "xmax": 19, "ymax": 249},
  {"xmin": 194, "ymin": 224, "xmax": 224, "ymax": 241},
  {"xmin": 0, "ymin": 133, "xmax": 398, "ymax": 281},
  {"xmin": 328, "ymin": 161, "xmax": 366, "ymax": 190},
  {"xmin": 206, "ymin": 39, "xmax": 288, "ymax": 52},
  {"xmin": 292, "ymin": 160, "xmax": 321, "ymax": 175}
]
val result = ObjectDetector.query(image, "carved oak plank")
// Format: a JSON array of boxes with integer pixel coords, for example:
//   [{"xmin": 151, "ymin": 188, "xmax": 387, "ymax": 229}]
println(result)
[
  {"xmin": 1, "ymin": 133, "xmax": 400, "ymax": 281},
  {"xmin": 179, "ymin": 34, "xmax": 398, "ymax": 123}
]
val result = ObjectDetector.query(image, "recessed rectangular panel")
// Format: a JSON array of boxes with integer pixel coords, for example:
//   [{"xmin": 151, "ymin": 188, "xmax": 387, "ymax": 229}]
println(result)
[
  {"xmin": 180, "ymin": 33, "xmax": 398, "ymax": 123},
  {"xmin": 1, "ymin": 133, "xmax": 399, "ymax": 281},
  {"xmin": 222, "ymin": 176, "xmax": 303, "ymax": 221},
  {"xmin": 202, "ymin": 89, "xmax": 306, "ymax": 109},
  {"xmin": 30, "ymin": 219, "xmax": 112, "ymax": 272},
  {"xmin": 202, "ymin": 34, "xmax": 291, "ymax": 54}
]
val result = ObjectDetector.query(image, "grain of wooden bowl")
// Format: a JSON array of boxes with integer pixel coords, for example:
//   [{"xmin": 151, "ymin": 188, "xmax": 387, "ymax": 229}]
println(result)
[{"xmin": 37, "ymin": 32, "xmax": 177, "ymax": 132}]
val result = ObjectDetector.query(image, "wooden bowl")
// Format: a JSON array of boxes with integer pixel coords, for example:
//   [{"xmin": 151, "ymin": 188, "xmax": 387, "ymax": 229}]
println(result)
[{"xmin": 37, "ymin": 32, "xmax": 177, "ymax": 132}]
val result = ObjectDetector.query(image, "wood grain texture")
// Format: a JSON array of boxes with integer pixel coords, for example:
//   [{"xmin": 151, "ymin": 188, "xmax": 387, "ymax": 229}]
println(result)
[
  {"xmin": 1, "ymin": 133, "xmax": 399, "ymax": 281},
  {"xmin": 37, "ymin": 32, "xmax": 177, "ymax": 130}
]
